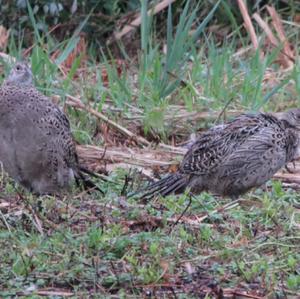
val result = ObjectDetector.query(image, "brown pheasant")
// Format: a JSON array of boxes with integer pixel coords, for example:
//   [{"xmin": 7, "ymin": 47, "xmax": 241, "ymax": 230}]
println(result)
[
  {"xmin": 0, "ymin": 61, "xmax": 102, "ymax": 195},
  {"xmin": 138, "ymin": 109, "xmax": 300, "ymax": 200}
]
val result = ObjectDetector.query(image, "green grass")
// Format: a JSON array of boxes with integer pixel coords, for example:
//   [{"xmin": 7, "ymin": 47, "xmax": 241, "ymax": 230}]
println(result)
[
  {"xmin": 1, "ymin": 2, "xmax": 300, "ymax": 297},
  {"xmin": 0, "ymin": 180, "xmax": 299, "ymax": 297}
]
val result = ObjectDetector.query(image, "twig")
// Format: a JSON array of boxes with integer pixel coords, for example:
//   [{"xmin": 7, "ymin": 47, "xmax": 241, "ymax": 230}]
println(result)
[
  {"xmin": 35, "ymin": 290, "xmax": 74, "ymax": 297},
  {"xmin": 223, "ymin": 289, "xmax": 264, "ymax": 299},
  {"xmin": 0, "ymin": 209, "xmax": 11, "ymax": 232},
  {"xmin": 18, "ymin": 192, "xmax": 44, "ymax": 236},
  {"xmin": 273, "ymin": 172, "xmax": 300, "ymax": 184},
  {"xmin": 66, "ymin": 94, "xmax": 150, "ymax": 146},
  {"xmin": 191, "ymin": 199, "xmax": 241, "ymax": 224},
  {"xmin": 24, "ymin": 202, "xmax": 44, "ymax": 236},
  {"xmin": 77, "ymin": 144, "xmax": 180, "ymax": 168},
  {"xmin": 231, "ymin": 45, "xmax": 253, "ymax": 59},
  {"xmin": 141, "ymin": 199, "xmax": 241, "ymax": 229},
  {"xmin": 157, "ymin": 143, "xmax": 186, "ymax": 155},
  {"xmin": 215, "ymin": 96, "xmax": 235, "ymax": 124},
  {"xmin": 168, "ymin": 194, "xmax": 192, "ymax": 233}
]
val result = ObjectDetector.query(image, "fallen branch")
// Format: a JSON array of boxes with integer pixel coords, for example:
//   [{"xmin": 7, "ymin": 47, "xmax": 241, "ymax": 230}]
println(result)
[{"xmin": 77, "ymin": 144, "xmax": 183, "ymax": 168}]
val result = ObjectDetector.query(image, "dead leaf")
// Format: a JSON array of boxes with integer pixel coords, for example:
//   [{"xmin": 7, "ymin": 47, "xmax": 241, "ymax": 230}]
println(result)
[{"xmin": 51, "ymin": 33, "xmax": 87, "ymax": 71}]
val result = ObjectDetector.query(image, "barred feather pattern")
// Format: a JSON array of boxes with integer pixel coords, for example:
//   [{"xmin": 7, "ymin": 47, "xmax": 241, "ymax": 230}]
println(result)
[
  {"xmin": 0, "ymin": 62, "xmax": 102, "ymax": 194},
  {"xmin": 139, "ymin": 110, "xmax": 300, "ymax": 200}
]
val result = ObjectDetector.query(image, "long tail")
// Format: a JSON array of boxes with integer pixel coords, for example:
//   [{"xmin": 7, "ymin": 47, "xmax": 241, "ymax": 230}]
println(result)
[{"xmin": 133, "ymin": 173, "xmax": 189, "ymax": 200}]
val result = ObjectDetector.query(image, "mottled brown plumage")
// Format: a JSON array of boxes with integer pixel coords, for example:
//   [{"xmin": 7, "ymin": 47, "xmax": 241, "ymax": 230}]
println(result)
[
  {"xmin": 138, "ymin": 110, "xmax": 300, "ymax": 200},
  {"xmin": 0, "ymin": 62, "xmax": 101, "ymax": 194}
]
